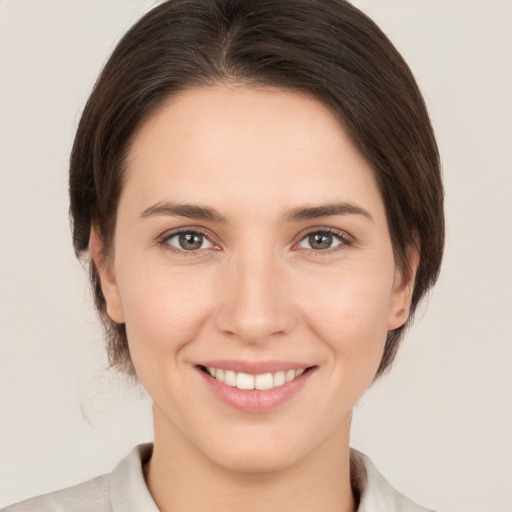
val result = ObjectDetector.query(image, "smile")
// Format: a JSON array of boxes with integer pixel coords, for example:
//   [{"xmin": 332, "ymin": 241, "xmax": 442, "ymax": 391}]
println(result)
[
  {"xmin": 204, "ymin": 366, "xmax": 306, "ymax": 390},
  {"xmin": 197, "ymin": 362, "xmax": 315, "ymax": 413}
]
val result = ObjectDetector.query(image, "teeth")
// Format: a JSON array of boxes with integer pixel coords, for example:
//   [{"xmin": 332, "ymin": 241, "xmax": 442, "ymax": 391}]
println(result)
[
  {"xmin": 206, "ymin": 366, "xmax": 307, "ymax": 390},
  {"xmin": 224, "ymin": 370, "xmax": 237, "ymax": 387},
  {"xmin": 237, "ymin": 372, "xmax": 254, "ymax": 389},
  {"xmin": 255, "ymin": 372, "xmax": 273, "ymax": 390},
  {"xmin": 273, "ymin": 371, "xmax": 286, "ymax": 387},
  {"xmin": 285, "ymin": 369, "xmax": 295, "ymax": 382}
]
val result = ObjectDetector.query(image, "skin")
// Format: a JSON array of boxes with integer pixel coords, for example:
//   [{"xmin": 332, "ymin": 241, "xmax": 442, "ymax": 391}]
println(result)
[{"xmin": 90, "ymin": 85, "xmax": 417, "ymax": 512}]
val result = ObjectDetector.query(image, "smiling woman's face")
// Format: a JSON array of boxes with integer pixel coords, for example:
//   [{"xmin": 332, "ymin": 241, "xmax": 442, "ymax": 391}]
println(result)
[{"xmin": 92, "ymin": 86, "xmax": 415, "ymax": 473}]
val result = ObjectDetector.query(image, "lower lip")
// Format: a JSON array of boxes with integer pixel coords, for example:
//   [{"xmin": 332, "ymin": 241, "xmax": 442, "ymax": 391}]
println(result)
[{"xmin": 197, "ymin": 368, "xmax": 313, "ymax": 414}]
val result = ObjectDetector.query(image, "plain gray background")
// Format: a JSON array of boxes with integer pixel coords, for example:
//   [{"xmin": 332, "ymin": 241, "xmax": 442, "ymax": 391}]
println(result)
[{"xmin": 1, "ymin": 1, "xmax": 511, "ymax": 510}]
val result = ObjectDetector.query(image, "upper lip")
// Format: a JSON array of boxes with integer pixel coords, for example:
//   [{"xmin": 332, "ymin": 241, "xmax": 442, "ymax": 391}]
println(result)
[{"xmin": 197, "ymin": 359, "xmax": 312, "ymax": 374}]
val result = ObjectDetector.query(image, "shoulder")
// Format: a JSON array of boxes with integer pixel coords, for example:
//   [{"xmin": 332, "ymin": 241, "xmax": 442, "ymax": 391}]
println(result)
[
  {"xmin": 2, "ymin": 444, "xmax": 157, "ymax": 512},
  {"xmin": 2, "ymin": 474, "xmax": 110, "ymax": 512},
  {"xmin": 350, "ymin": 449, "xmax": 437, "ymax": 512}
]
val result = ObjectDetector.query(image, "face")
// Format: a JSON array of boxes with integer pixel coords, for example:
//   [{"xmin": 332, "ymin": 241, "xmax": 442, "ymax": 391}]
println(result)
[{"xmin": 92, "ymin": 86, "xmax": 415, "ymax": 473}]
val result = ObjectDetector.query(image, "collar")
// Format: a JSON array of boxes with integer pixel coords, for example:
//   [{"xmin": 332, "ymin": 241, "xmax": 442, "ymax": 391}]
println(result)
[{"xmin": 350, "ymin": 449, "xmax": 434, "ymax": 512}]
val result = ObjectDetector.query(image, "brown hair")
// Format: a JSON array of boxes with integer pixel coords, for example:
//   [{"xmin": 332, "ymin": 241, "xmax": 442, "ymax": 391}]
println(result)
[{"xmin": 70, "ymin": 0, "xmax": 444, "ymax": 377}]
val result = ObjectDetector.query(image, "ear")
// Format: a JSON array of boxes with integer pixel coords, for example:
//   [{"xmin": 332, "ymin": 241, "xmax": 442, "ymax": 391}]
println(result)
[
  {"xmin": 89, "ymin": 226, "xmax": 125, "ymax": 324},
  {"xmin": 387, "ymin": 245, "xmax": 420, "ymax": 331}
]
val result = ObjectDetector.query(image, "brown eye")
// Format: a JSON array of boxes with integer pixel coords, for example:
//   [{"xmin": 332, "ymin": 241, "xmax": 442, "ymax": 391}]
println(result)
[
  {"xmin": 298, "ymin": 231, "xmax": 344, "ymax": 251},
  {"xmin": 309, "ymin": 232, "xmax": 332, "ymax": 250},
  {"xmin": 179, "ymin": 232, "xmax": 203, "ymax": 250},
  {"xmin": 166, "ymin": 231, "xmax": 213, "ymax": 251}
]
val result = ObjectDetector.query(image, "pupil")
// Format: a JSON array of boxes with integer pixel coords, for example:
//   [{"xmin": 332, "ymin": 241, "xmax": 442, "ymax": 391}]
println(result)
[
  {"xmin": 179, "ymin": 232, "xmax": 202, "ymax": 250},
  {"xmin": 309, "ymin": 232, "xmax": 332, "ymax": 250}
]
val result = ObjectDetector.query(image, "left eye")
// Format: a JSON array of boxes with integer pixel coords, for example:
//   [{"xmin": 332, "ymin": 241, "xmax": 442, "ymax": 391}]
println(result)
[
  {"xmin": 298, "ymin": 231, "xmax": 344, "ymax": 251},
  {"xmin": 165, "ymin": 231, "xmax": 214, "ymax": 251}
]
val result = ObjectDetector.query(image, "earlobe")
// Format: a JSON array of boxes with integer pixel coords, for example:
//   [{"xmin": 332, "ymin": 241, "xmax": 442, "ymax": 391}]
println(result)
[
  {"xmin": 89, "ymin": 227, "xmax": 125, "ymax": 324},
  {"xmin": 387, "ymin": 245, "xmax": 419, "ymax": 331}
]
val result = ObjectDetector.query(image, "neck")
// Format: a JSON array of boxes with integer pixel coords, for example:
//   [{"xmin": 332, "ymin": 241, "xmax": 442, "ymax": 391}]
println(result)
[{"xmin": 145, "ymin": 407, "xmax": 356, "ymax": 512}]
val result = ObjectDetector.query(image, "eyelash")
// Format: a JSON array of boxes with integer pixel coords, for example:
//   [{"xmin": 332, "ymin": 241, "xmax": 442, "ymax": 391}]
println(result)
[
  {"xmin": 295, "ymin": 227, "xmax": 353, "ymax": 255},
  {"xmin": 158, "ymin": 228, "xmax": 218, "ymax": 256},
  {"xmin": 158, "ymin": 227, "xmax": 353, "ymax": 256}
]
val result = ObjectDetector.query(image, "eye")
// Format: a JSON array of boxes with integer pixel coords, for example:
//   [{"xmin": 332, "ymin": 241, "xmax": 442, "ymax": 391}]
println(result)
[
  {"xmin": 297, "ymin": 230, "xmax": 346, "ymax": 251},
  {"xmin": 164, "ymin": 230, "xmax": 214, "ymax": 251}
]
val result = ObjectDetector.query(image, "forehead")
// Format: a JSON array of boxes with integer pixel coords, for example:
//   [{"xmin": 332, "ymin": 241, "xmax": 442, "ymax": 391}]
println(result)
[{"xmin": 123, "ymin": 85, "xmax": 383, "ymax": 220}]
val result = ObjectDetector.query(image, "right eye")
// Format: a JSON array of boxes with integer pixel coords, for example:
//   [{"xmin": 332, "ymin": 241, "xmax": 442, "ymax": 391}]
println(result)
[{"xmin": 163, "ymin": 230, "xmax": 214, "ymax": 252}]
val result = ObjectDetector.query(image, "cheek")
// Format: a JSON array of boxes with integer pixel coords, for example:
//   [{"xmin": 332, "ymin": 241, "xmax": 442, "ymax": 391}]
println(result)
[
  {"xmin": 115, "ymin": 260, "xmax": 218, "ymax": 368},
  {"xmin": 280, "ymin": 263, "xmax": 395, "ymax": 436},
  {"xmin": 296, "ymin": 263, "xmax": 394, "ymax": 366}
]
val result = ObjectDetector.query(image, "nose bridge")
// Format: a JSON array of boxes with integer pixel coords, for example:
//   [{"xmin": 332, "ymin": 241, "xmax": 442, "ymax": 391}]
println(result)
[{"xmin": 215, "ymin": 243, "xmax": 295, "ymax": 342}]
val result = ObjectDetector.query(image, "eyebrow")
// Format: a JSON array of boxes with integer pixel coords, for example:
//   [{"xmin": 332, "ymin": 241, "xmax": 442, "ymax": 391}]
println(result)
[
  {"xmin": 140, "ymin": 201, "xmax": 227, "ymax": 223},
  {"xmin": 140, "ymin": 200, "xmax": 372, "ymax": 224},
  {"xmin": 283, "ymin": 202, "xmax": 373, "ymax": 223}
]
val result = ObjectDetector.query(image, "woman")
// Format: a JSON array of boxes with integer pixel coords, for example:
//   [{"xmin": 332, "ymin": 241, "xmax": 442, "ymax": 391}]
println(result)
[{"xmin": 4, "ymin": 0, "xmax": 444, "ymax": 510}]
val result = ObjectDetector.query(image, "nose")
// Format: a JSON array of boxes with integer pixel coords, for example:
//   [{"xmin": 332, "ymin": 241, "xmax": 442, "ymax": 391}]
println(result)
[{"xmin": 214, "ymin": 248, "xmax": 297, "ymax": 344}]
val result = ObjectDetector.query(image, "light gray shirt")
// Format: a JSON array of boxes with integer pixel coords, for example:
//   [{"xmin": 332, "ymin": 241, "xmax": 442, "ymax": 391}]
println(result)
[{"xmin": 3, "ymin": 444, "xmax": 435, "ymax": 511}]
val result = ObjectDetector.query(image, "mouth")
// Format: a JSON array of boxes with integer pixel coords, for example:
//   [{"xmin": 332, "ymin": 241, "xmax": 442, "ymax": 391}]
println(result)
[
  {"xmin": 198, "ymin": 365, "xmax": 309, "ymax": 390},
  {"xmin": 196, "ymin": 362, "xmax": 316, "ymax": 413}
]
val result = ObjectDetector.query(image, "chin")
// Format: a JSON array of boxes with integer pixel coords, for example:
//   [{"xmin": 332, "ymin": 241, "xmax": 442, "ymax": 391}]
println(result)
[
  {"xmin": 208, "ymin": 442, "xmax": 302, "ymax": 475},
  {"xmin": 197, "ymin": 417, "xmax": 343, "ymax": 475}
]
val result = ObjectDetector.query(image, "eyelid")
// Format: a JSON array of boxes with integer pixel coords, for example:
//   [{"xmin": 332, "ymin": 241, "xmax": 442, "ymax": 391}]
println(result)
[
  {"xmin": 293, "ymin": 226, "xmax": 354, "ymax": 253},
  {"xmin": 156, "ymin": 225, "xmax": 354, "ymax": 255},
  {"xmin": 158, "ymin": 226, "xmax": 220, "ymax": 254}
]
